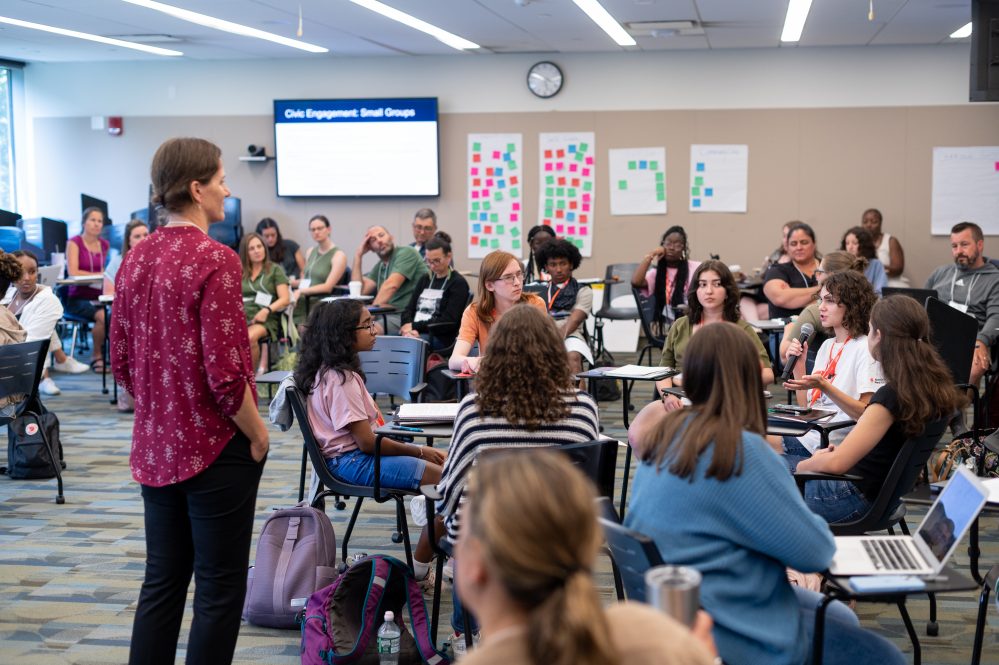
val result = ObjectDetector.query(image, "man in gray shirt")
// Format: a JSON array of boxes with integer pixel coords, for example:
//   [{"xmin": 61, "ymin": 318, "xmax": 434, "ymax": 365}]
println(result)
[{"xmin": 925, "ymin": 222, "xmax": 999, "ymax": 385}]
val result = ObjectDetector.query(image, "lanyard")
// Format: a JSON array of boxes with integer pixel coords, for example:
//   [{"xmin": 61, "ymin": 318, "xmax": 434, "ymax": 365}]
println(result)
[
  {"xmin": 949, "ymin": 268, "xmax": 979, "ymax": 309},
  {"xmin": 793, "ymin": 260, "xmax": 816, "ymax": 288},
  {"xmin": 429, "ymin": 268, "xmax": 451, "ymax": 292},
  {"xmin": 547, "ymin": 280, "xmax": 567, "ymax": 309},
  {"xmin": 378, "ymin": 256, "xmax": 392, "ymax": 285},
  {"xmin": 248, "ymin": 267, "xmax": 269, "ymax": 296},
  {"xmin": 809, "ymin": 337, "xmax": 851, "ymax": 407}
]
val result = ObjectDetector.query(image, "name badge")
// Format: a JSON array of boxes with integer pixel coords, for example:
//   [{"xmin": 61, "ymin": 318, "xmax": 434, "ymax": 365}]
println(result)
[
  {"xmin": 948, "ymin": 300, "xmax": 969, "ymax": 314},
  {"xmin": 255, "ymin": 291, "xmax": 273, "ymax": 308},
  {"xmin": 298, "ymin": 278, "xmax": 312, "ymax": 290}
]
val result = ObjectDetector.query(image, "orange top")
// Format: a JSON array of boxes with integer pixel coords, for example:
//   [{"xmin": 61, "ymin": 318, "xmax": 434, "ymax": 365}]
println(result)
[{"xmin": 456, "ymin": 294, "xmax": 547, "ymax": 353}]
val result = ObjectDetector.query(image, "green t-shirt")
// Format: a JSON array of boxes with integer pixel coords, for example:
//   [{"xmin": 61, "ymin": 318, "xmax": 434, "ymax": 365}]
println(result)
[
  {"xmin": 242, "ymin": 262, "xmax": 289, "ymax": 337},
  {"xmin": 366, "ymin": 245, "xmax": 429, "ymax": 310},
  {"xmin": 659, "ymin": 317, "xmax": 771, "ymax": 371}
]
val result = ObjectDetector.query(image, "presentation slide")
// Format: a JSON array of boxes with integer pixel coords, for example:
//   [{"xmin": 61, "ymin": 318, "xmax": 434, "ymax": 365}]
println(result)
[{"xmin": 274, "ymin": 98, "xmax": 440, "ymax": 197}]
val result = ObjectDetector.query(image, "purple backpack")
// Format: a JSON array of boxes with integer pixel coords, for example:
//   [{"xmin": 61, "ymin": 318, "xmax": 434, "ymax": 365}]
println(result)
[
  {"xmin": 301, "ymin": 555, "xmax": 450, "ymax": 665},
  {"xmin": 243, "ymin": 503, "xmax": 338, "ymax": 629}
]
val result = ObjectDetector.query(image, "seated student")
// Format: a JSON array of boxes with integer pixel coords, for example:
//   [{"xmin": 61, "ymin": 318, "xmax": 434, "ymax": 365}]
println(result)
[
  {"xmin": 632, "ymin": 225, "xmax": 700, "ymax": 335},
  {"xmin": 741, "ymin": 222, "xmax": 793, "ymax": 322},
  {"xmin": 66, "ymin": 206, "xmax": 110, "ymax": 372},
  {"xmin": 625, "ymin": 323, "xmax": 906, "ymax": 665},
  {"xmin": 655, "ymin": 260, "xmax": 773, "ymax": 409},
  {"xmin": 779, "ymin": 251, "xmax": 867, "ymax": 364},
  {"xmin": 293, "ymin": 214, "xmax": 348, "ymax": 328},
  {"xmin": 239, "ymin": 232, "xmax": 290, "ymax": 373},
  {"xmin": 437, "ymin": 304, "xmax": 601, "ymax": 654},
  {"xmin": 400, "ymin": 232, "xmax": 470, "ymax": 350},
  {"xmin": 293, "ymin": 299, "xmax": 446, "ymax": 584},
  {"xmin": 789, "ymin": 296, "xmax": 964, "ymax": 523},
  {"xmin": 781, "ymin": 271, "xmax": 882, "ymax": 457},
  {"xmin": 449, "ymin": 250, "xmax": 547, "ymax": 373},
  {"xmin": 534, "ymin": 238, "xmax": 594, "ymax": 377},
  {"xmin": 524, "ymin": 224, "xmax": 555, "ymax": 283},
  {"xmin": 763, "ymin": 222, "xmax": 822, "ymax": 320},
  {"xmin": 0, "ymin": 251, "xmax": 25, "ymax": 346},
  {"xmin": 353, "ymin": 225, "xmax": 428, "ymax": 333},
  {"xmin": 256, "ymin": 217, "xmax": 305, "ymax": 285},
  {"xmin": 841, "ymin": 226, "xmax": 887, "ymax": 295},
  {"xmin": 456, "ymin": 450, "xmax": 717, "ymax": 665},
  {"xmin": 103, "ymin": 218, "xmax": 148, "ymax": 296}
]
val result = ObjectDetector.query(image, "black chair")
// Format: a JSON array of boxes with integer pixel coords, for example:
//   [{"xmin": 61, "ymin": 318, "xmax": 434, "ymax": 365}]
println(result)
[
  {"xmin": 632, "ymin": 287, "xmax": 666, "ymax": 367},
  {"xmin": 286, "ymin": 386, "xmax": 416, "ymax": 571},
  {"xmin": 426, "ymin": 291, "xmax": 474, "ymax": 358},
  {"xmin": 0, "ymin": 339, "xmax": 63, "ymax": 503},
  {"xmin": 359, "ymin": 335, "xmax": 429, "ymax": 407},
  {"xmin": 592, "ymin": 263, "xmax": 639, "ymax": 360},
  {"xmin": 598, "ymin": 516, "xmax": 666, "ymax": 602},
  {"xmin": 926, "ymin": 296, "xmax": 980, "ymax": 429}
]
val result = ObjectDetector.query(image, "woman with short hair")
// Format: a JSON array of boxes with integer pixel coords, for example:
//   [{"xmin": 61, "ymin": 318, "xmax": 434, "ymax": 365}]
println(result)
[{"xmin": 293, "ymin": 214, "xmax": 348, "ymax": 327}]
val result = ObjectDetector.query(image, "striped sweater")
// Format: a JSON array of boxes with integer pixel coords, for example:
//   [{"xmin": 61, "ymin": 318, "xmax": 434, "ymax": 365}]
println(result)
[{"xmin": 437, "ymin": 389, "xmax": 600, "ymax": 543}]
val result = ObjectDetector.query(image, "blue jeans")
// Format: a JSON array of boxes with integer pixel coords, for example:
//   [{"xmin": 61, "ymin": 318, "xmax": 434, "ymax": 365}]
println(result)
[
  {"xmin": 795, "ymin": 587, "xmax": 906, "ymax": 665},
  {"xmin": 783, "ymin": 447, "xmax": 872, "ymax": 525},
  {"xmin": 451, "ymin": 575, "xmax": 479, "ymax": 635},
  {"xmin": 325, "ymin": 449, "xmax": 426, "ymax": 491}
]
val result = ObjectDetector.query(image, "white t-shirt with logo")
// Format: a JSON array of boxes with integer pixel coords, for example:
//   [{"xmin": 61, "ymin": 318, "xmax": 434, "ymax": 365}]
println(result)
[{"xmin": 799, "ymin": 335, "xmax": 884, "ymax": 453}]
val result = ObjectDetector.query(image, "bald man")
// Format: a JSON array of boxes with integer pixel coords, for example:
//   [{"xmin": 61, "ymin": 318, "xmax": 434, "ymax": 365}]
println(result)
[{"xmin": 353, "ymin": 225, "xmax": 428, "ymax": 332}]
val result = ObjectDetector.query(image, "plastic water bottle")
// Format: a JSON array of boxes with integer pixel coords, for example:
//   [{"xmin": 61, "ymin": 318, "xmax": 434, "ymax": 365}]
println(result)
[{"xmin": 377, "ymin": 610, "xmax": 401, "ymax": 664}]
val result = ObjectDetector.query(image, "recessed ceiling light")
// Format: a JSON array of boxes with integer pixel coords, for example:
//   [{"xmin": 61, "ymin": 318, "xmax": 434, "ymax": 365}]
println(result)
[
  {"xmin": 950, "ymin": 22, "xmax": 972, "ymax": 39},
  {"xmin": 120, "ymin": 0, "xmax": 328, "ymax": 53},
  {"xmin": 571, "ymin": 0, "xmax": 637, "ymax": 46},
  {"xmin": 781, "ymin": 0, "xmax": 813, "ymax": 43},
  {"xmin": 0, "ymin": 15, "xmax": 183, "ymax": 56},
  {"xmin": 347, "ymin": 0, "xmax": 479, "ymax": 51}
]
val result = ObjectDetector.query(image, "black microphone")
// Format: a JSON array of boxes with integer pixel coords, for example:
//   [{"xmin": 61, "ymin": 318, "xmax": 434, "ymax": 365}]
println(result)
[{"xmin": 781, "ymin": 323, "xmax": 815, "ymax": 381}]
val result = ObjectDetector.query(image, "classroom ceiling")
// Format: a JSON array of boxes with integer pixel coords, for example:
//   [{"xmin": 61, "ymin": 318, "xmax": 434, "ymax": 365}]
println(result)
[{"xmin": 0, "ymin": 0, "xmax": 972, "ymax": 63}]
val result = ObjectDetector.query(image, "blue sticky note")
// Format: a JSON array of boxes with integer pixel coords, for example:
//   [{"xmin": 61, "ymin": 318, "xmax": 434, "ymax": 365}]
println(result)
[
  {"xmin": 568, "ymin": 144, "xmax": 577, "ymax": 153},
  {"xmin": 692, "ymin": 198, "xmax": 701, "ymax": 208},
  {"xmin": 498, "ymin": 179, "xmax": 506, "ymax": 188},
  {"xmin": 705, "ymin": 188, "xmax": 714, "ymax": 197},
  {"xmin": 479, "ymin": 213, "xmax": 488, "ymax": 221},
  {"xmin": 495, "ymin": 167, "xmax": 504, "ymax": 176},
  {"xmin": 566, "ymin": 212, "xmax": 576, "ymax": 222},
  {"xmin": 639, "ymin": 160, "xmax": 648, "ymax": 169},
  {"xmin": 696, "ymin": 162, "xmax": 705, "ymax": 172},
  {"xmin": 503, "ymin": 152, "xmax": 510, "ymax": 161},
  {"xmin": 473, "ymin": 223, "xmax": 482, "ymax": 233}
]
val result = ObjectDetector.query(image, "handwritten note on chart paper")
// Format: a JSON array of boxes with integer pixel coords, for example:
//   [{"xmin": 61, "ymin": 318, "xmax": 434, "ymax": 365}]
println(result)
[
  {"xmin": 609, "ymin": 147, "xmax": 667, "ymax": 216},
  {"xmin": 931, "ymin": 146, "xmax": 999, "ymax": 235},
  {"xmin": 467, "ymin": 133, "xmax": 524, "ymax": 258},
  {"xmin": 689, "ymin": 145, "xmax": 748, "ymax": 213},
  {"xmin": 538, "ymin": 132, "xmax": 596, "ymax": 257}
]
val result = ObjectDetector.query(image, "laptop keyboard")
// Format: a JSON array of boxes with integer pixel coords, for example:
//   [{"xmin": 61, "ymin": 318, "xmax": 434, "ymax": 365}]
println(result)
[{"xmin": 861, "ymin": 539, "xmax": 920, "ymax": 571}]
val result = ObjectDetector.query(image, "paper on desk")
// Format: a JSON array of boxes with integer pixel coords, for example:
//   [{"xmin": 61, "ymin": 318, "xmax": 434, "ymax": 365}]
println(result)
[{"xmin": 604, "ymin": 364, "xmax": 667, "ymax": 378}]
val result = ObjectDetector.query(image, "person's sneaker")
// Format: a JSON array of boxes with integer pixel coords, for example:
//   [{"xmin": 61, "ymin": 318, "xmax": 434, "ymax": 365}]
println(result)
[
  {"xmin": 39, "ymin": 377, "xmax": 61, "ymax": 396},
  {"xmin": 417, "ymin": 566, "xmax": 437, "ymax": 595},
  {"xmin": 448, "ymin": 631, "xmax": 480, "ymax": 661},
  {"xmin": 410, "ymin": 495, "xmax": 428, "ymax": 527},
  {"xmin": 51, "ymin": 356, "xmax": 90, "ymax": 374},
  {"xmin": 442, "ymin": 558, "xmax": 454, "ymax": 583}
]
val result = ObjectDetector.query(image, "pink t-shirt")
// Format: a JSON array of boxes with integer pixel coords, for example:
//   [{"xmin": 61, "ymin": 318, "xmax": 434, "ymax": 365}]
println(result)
[
  {"xmin": 640, "ymin": 260, "xmax": 701, "ymax": 301},
  {"xmin": 307, "ymin": 369, "xmax": 384, "ymax": 459}
]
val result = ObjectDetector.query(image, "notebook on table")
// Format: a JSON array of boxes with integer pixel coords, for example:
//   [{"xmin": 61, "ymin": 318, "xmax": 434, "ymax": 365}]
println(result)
[
  {"xmin": 829, "ymin": 466, "xmax": 988, "ymax": 576},
  {"xmin": 395, "ymin": 402, "xmax": 461, "ymax": 424}
]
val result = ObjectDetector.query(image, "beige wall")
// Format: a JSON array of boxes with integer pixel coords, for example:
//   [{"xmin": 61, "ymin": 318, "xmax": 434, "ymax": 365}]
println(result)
[{"xmin": 33, "ymin": 104, "xmax": 999, "ymax": 286}]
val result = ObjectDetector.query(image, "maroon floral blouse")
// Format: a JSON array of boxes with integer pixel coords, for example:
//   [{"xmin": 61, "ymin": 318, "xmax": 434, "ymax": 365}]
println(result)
[{"xmin": 111, "ymin": 225, "xmax": 257, "ymax": 487}]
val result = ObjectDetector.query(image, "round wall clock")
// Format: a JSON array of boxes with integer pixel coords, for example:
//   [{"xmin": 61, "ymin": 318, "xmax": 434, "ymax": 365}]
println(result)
[{"xmin": 527, "ymin": 61, "xmax": 563, "ymax": 98}]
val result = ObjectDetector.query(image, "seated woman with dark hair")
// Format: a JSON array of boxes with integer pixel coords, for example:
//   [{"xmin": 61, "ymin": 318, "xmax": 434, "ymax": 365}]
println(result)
[
  {"xmin": 790, "ymin": 296, "xmax": 964, "ymax": 523},
  {"xmin": 763, "ymin": 222, "xmax": 822, "ymax": 320},
  {"xmin": 400, "ymin": 231, "xmax": 470, "ymax": 351},
  {"xmin": 437, "ymin": 304, "xmax": 600, "ymax": 655},
  {"xmin": 524, "ymin": 224, "xmax": 556, "ymax": 282},
  {"xmin": 841, "ymin": 226, "xmax": 887, "ymax": 295},
  {"xmin": 632, "ymin": 225, "xmax": 700, "ymax": 335},
  {"xmin": 256, "ymin": 217, "xmax": 305, "ymax": 285},
  {"xmin": 534, "ymin": 238, "xmax": 594, "ymax": 377},
  {"xmin": 625, "ymin": 322, "xmax": 905, "ymax": 665}
]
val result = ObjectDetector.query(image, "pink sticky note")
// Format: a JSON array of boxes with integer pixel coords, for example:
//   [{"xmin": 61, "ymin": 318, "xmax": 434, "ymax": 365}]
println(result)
[
  {"xmin": 995, "ymin": 161, "xmax": 999, "ymax": 171},
  {"xmin": 585, "ymin": 156, "xmax": 593, "ymax": 165},
  {"xmin": 582, "ymin": 193, "xmax": 592, "ymax": 202},
  {"xmin": 492, "ymin": 150, "xmax": 501, "ymax": 159},
  {"xmin": 471, "ymin": 191, "xmax": 479, "ymax": 199},
  {"xmin": 556, "ymin": 161, "xmax": 564, "ymax": 170},
  {"xmin": 582, "ymin": 168, "xmax": 590, "ymax": 176},
  {"xmin": 512, "ymin": 202, "xmax": 521, "ymax": 211},
  {"xmin": 481, "ymin": 189, "xmax": 490, "ymax": 197},
  {"xmin": 567, "ymin": 226, "xmax": 576, "ymax": 235},
  {"xmin": 486, "ymin": 178, "xmax": 494, "ymax": 187},
  {"xmin": 511, "ymin": 213, "xmax": 519, "ymax": 221},
  {"xmin": 556, "ymin": 224, "xmax": 565, "ymax": 234},
  {"xmin": 545, "ymin": 163, "xmax": 553, "ymax": 171},
  {"xmin": 471, "ymin": 167, "xmax": 479, "ymax": 175},
  {"xmin": 579, "ymin": 226, "xmax": 588, "ymax": 236},
  {"xmin": 569, "ymin": 163, "xmax": 578, "ymax": 172},
  {"xmin": 582, "ymin": 203, "xmax": 591, "ymax": 212}
]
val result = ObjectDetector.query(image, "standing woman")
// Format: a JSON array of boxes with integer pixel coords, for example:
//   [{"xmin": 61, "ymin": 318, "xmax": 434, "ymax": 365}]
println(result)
[
  {"xmin": 632, "ymin": 225, "xmax": 700, "ymax": 335},
  {"xmin": 111, "ymin": 137, "xmax": 269, "ymax": 665},
  {"xmin": 841, "ymin": 226, "xmax": 887, "ymax": 295},
  {"xmin": 256, "ymin": 217, "xmax": 305, "ymax": 285},
  {"xmin": 66, "ymin": 206, "xmax": 110, "ymax": 371},
  {"xmin": 861, "ymin": 208, "xmax": 908, "ymax": 287},
  {"xmin": 239, "ymin": 232, "xmax": 290, "ymax": 372},
  {"xmin": 763, "ymin": 222, "xmax": 822, "ymax": 319},
  {"xmin": 293, "ymin": 214, "xmax": 348, "ymax": 328},
  {"xmin": 448, "ymin": 250, "xmax": 547, "ymax": 373}
]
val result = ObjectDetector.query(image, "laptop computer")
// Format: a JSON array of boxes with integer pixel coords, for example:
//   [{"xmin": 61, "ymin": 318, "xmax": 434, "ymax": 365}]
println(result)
[{"xmin": 829, "ymin": 466, "xmax": 988, "ymax": 576}]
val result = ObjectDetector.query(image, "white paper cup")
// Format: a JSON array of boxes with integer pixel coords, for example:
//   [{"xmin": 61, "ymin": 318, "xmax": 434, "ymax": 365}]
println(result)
[{"xmin": 348, "ymin": 280, "xmax": 362, "ymax": 297}]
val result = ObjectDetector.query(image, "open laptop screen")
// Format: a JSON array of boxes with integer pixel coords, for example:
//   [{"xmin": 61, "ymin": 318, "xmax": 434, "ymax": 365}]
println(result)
[{"xmin": 917, "ymin": 468, "xmax": 986, "ymax": 561}]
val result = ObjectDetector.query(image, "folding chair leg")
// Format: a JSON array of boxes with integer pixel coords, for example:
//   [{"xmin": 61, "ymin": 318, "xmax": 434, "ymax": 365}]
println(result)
[
  {"xmin": 609, "ymin": 552, "xmax": 625, "ymax": 600},
  {"xmin": 896, "ymin": 600, "xmax": 921, "ymax": 665},
  {"xmin": 36, "ymin": 413, "xmax": 64, "ymax": 504},
  {"xmin": 341, "ymin": 497, "xmax": 365, "ymax": 565},
  {"xmin": 430, "ymin": 554, "xmax": 445, "ymax": 644},
  {"xmin": 926, "ymin": 592, "xmax": 938, "ymax": 636},
  {"xmin": 395, "ymin": 498, "xmax": 414, "ymax": 571}
]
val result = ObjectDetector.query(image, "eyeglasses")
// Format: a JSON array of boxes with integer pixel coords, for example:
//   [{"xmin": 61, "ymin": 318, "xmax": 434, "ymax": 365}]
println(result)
[
  {"xmin": 426, "ymin": 256, "xmax": 448, "ymax": 267},
  {"xmin": 493, "ymin": 271, "xmax": 525, "ymax": 285},
  {"xmin": 354, "ymin": 320, "xmax": 376, "ymax": 332},
  {"xmin": 413, "ymin": 223, "xmax": 436, "ymax": 232}
]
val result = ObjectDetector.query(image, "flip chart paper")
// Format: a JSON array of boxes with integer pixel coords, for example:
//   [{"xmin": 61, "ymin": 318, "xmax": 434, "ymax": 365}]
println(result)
[
  {"xmin": 609, "ymin": 147, "xmax": 667, "ymax": 215},
  {"xmin": 538, "ymin": 133, "xmax": 596, "ymax": 256},
  {"xmin": 468, "ymin": 134, "xmax": 523, "ymax": 257},
  {"xmin": 931, "ymin": 147, "xmax": 999, "ymax": 235},
  {"xmin": 689, "ymin": 145, "xmax": 748, "ymax": 213}
]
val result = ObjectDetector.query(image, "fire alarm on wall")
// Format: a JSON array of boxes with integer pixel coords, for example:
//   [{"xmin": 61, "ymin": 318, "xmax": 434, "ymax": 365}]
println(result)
[{"xmin": 108, "ymin": 116, "xmax": 123, "ymax": 136}]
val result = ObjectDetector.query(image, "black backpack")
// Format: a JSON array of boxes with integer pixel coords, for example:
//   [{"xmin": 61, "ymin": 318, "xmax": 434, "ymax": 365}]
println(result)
[{"xmin": 4, "ymin": 407, "xmax": 64, "ymax": 479}]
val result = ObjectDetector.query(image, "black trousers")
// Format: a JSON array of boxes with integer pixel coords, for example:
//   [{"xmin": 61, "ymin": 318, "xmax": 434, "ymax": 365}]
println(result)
[{"xmin": 128, "ymin": 432, "xmax": 264, "ymax": 665}]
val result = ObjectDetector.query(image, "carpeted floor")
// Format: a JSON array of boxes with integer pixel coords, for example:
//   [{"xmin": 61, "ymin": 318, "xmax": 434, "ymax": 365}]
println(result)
[{"xmin": 1, "ymin": 356, "xmax": 996, "ymax": 664}]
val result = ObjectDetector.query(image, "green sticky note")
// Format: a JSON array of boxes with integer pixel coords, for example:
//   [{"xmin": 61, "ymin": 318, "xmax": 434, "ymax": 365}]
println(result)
[
  {"xmin": 656, "ymin": 192, "xmax": 665, "ymax": 201},
  {"xmin": 490, "ymin": 213, "xmax": 499, "ymax": 222},
  {"xmin": 545, "ymin": 208, "xmax": 553, "ymax": 218},
  {"xmin": 656, "ymin": 183, "xmax": 665, "ymax": 194},
  {"xmin": 468, "ymin": 212, "xmax": 476, "ymax": 221},
  {"xmin": 572, "ymin": 238, "xmax": 583, "ymax": 248},
  {"xmin": 695, "ymin": 176, "xmax": 704, "ymax": 186},
  {"xmin": 506, "ymin": 142, "xmax": 515, "ymax": 152},
  {"xmin": 556, "ymin": 187, "xmax": 565, "ymax": 197},
  {"xmin": 497, "ymin": 225, "xmax": 505, "ymax": 235},
  {"xmin": 579, "ymin": 142, "xmax": 589, "ymax": 152},
  {"xmin": 490, "ymin": 238, "xmax": 500, "ymax": 249},
  {"xmin": 546, "ymin": 175, "xmax": 555, "ymax": 185},
  {"xmin": 512, "ymin": 239, "xmax": 521, "ymax": 249},
  {"xmin": 510, "ymin": 226, "xmax": 520, "ymax": 237},
  {"xmin": 650, "ymin": 161, "xmax": 659, "ymax": 170},
  {"xmin": 568, "ymin": 188, "xmax": 577, "ymax": 197},
  {"xmin": 510, "ymin": 187, "xmax": 520, "ymax": 197},
  {"xmin": 628, "ymin": 161, "xmax": 637, "ymax": 170},
  {"xmin": 546, "ymin": 187, "xmax": 554, "ymax": 197},
  {"xmin": 473, "ymin": 142, "xmax": 481, "ymax": 151},
  {"xmin": 479, "ymin": 238, "xmax": 488, "ymax": 247},
  {"xmin": 472, "ymin": 201, "xmax": 481, "ymax": 211},
  {"xmin": 483, "ymin": 201, "xmax": 491, "ymax": 210},
  {"xmin": 557, "ymin": 200, "xmax": 566, "ymax": 209},
  {"xmin": 575, "ymin": 152, "xmax": 585, "ymax": 161},
  {"xmin": 691, "ymin": 186, "xmax": 701, "ymax": 196},
  {"xmin": 656, "ymin": 172, "xmax": 665, "ymax": 182},
  {"xmin": 618, "ymin": 180, "xmax": 628, "ymax": 190},
  {"xmin": 508, "ymin": 160, "xmax": 517, "ymax": 170},
  {"xmin": 494, "ymin": 191, "xmax": 503, "ymax": 201},
  {"xmin": 545, "ymin": 198, "xmax": 553, "ymax": 208},
  {"xmin": 583, "ymin": 181, "xmax": 593, "ymax": 191}
]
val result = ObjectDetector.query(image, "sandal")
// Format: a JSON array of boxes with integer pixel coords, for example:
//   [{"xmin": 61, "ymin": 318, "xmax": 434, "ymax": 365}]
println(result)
[{"xmin": 90, "ymin": 359, "xmax": 106, "ymax": 373}]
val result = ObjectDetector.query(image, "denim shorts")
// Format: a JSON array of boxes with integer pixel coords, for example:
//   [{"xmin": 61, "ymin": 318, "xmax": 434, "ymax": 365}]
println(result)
[
  {"xmin": 325, "ymin": 448, "xmax": 425, "ymax": 491},
  {"xmin": 783, "ymin": 446, "xmax": 872, "ymax": 525}
]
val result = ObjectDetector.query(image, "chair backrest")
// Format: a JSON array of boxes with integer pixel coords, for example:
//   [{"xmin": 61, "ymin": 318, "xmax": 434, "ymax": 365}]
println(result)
[
  {"xmin": 595, "ymin": 263, "xmax": 640, "ymax": 317},
  {"xmin": 598, "ymin": 518, "xmax": 665, "ymax": 602},
  {"xmin": 925, "ymin": 296, "xmax": 977, "ymax": 385},
  {"xmin": 522, "ymin": 282, "xmax": 548, "ymax": 298},
  {"xmin": 632, "ymin": 287, "xmax": 666, "ymax": 345},
  {"xmin": 0, "ymin": 339, "xmax": 51, "ymax": 423},
  {"xmin": 557, "ymin": 439, "xmax": 618, "ymax": 502},
  {"xmin": 832, "ymin": 419, "xmax": 949, "ymax": 535},
  {"xmin": 0, "ymin": 226, "xmax": 25, "ymax": 253},
  {"xmin": 359, "ymin": 335, "xmax": 428, "ymax": 402}
]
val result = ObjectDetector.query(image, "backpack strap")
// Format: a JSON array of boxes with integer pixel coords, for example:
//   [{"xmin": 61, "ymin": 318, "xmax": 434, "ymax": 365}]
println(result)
[
  {"xmin": 328, "ymin": 556, "xmax": 393, "ymax": 664},
  {"xmin": 393, "ymin": 559, "xmax": 450, "ymax": 665},
  {"xmin": 274, "ymin": 516, "xmax": 301, "ymax": 616}
]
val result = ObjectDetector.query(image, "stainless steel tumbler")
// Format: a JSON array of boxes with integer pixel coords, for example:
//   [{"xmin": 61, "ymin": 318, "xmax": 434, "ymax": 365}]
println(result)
[{"xmin": 645, "ymin": 565, "xmax": 701, "ymax": 627}]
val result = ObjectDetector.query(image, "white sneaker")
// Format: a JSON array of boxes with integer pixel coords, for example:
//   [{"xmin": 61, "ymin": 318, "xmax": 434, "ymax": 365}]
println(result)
[
  {"xmin": 448, "ymin": 631, "xmax": 480, "ymax": 660},
  {"xmin": 39, "ymin": 377, "xmax": 61, "ymax": 396},
  {"xmin": 410, "ymin": 495, "xmax": 428, "ymax": 527},
  {"xmin": 443, "ymin": 558, "xmax": 454, "ymax": 583},
  {"xmin": 51, "ymin": 356, "xmax": 90, "ymax": 374}
]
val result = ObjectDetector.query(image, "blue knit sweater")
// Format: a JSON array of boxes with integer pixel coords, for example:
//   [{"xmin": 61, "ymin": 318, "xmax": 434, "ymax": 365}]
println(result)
[{"xmin": 625, "ymin": 430, "xmax": 835, "ymax": 665}]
